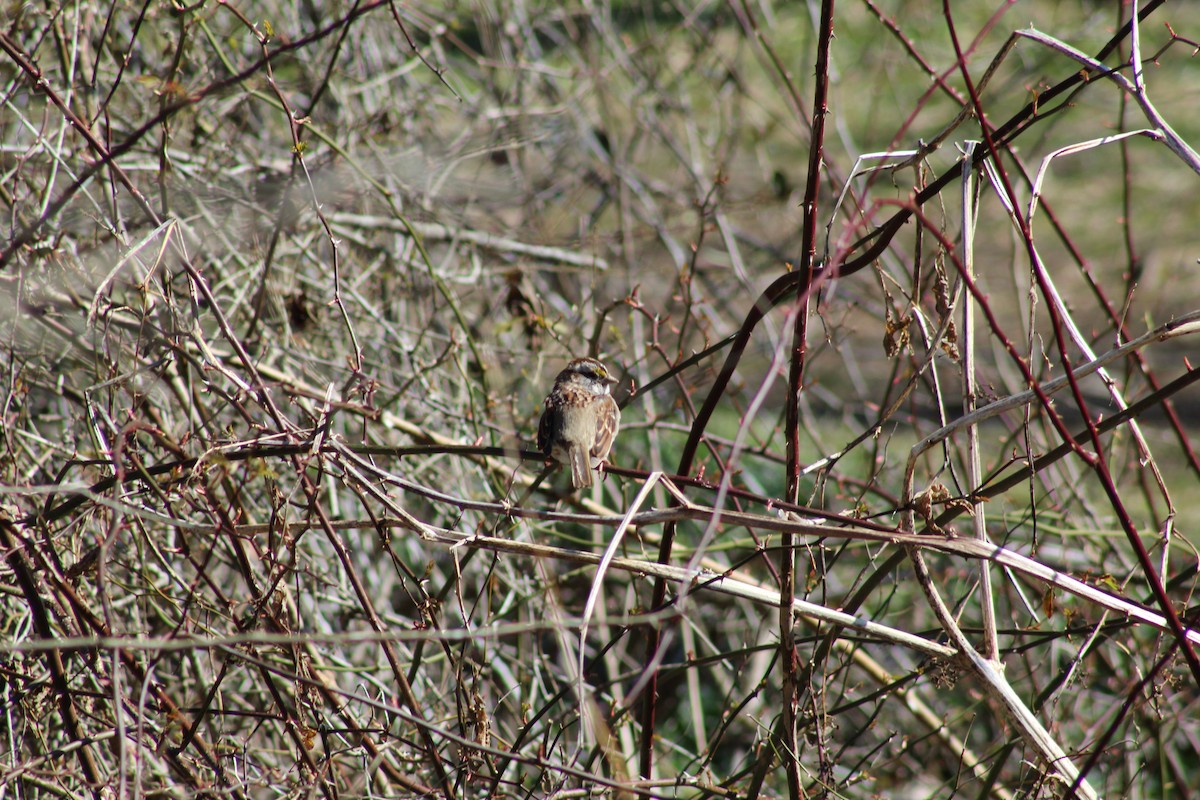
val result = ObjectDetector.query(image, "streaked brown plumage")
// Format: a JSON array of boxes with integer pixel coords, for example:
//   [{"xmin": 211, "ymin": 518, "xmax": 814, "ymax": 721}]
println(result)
[{"xmin": 537, "ymin": 357, "xmax": 620, "ymax": 489}]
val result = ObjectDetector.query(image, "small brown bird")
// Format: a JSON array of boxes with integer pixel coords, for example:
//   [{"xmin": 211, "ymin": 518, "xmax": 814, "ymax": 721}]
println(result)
[{"xmin": 537, "ymin": 357, "xmax": 621, "ymax": 489}]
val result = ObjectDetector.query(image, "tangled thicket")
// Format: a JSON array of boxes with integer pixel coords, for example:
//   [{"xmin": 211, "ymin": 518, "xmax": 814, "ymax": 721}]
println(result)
[{"xmin": 3, "ymin": 1, "xmax": 1200, "ymax": 798}]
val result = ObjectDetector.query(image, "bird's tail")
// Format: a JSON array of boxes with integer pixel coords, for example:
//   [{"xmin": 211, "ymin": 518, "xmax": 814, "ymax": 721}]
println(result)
[{"xmin": 570, "ymin": 445, "xmax": 592, "ymax": 488}]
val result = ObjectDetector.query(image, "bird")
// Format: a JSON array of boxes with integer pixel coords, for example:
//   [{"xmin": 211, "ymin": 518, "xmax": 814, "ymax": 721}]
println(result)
[{"xmin": 537, "ymin": 357, "xmax": 621, "ymax": 489}]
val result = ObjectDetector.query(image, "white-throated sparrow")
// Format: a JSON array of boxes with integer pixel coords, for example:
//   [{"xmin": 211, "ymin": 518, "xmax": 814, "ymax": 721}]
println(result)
[{"xmin": 537, "ymin": 357, "xmax": 621, "ymax": 489}]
